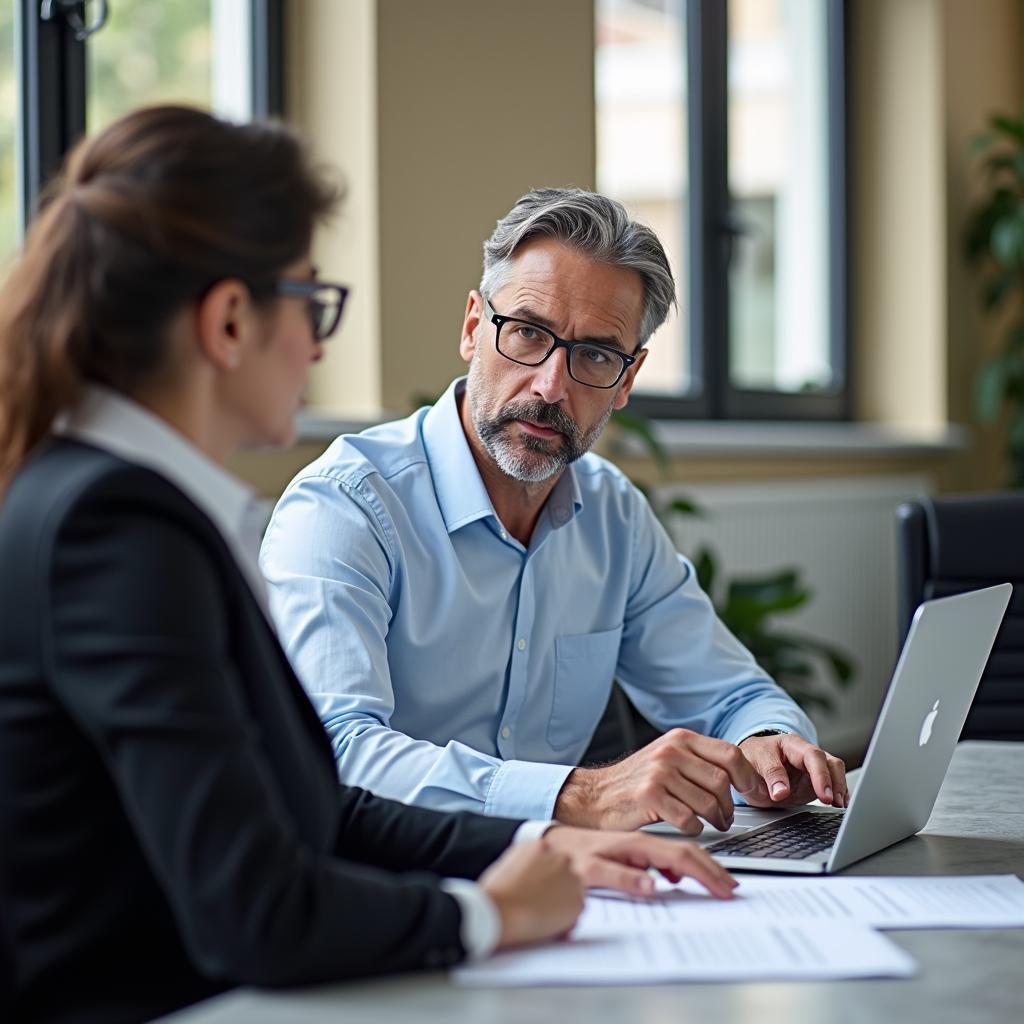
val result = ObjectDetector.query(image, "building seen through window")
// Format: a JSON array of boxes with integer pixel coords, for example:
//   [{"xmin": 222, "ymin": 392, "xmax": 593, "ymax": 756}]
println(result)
[{"xmin": 596, "ymin": 0, "xmax": 841, "ymax": 413}]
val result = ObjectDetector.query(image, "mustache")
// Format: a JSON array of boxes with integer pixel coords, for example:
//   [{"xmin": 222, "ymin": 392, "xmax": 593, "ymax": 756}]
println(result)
[{"xmin": 494, "ymin": 400, "xmax": 579, "ymax": 439}]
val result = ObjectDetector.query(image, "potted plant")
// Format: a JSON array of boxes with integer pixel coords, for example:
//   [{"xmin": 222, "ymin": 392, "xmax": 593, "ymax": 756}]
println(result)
[{"xmin": 965, "ymin": 108, "xmax": 1024, "ymax": 487}]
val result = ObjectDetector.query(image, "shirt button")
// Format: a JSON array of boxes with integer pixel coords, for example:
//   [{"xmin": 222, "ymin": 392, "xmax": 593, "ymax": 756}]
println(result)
[
  {"xmin": 500, "ymin": 529, "xmax": 508, "ymax": 541},
  {"xmin": 501, "ymin": 726, "xmax": 511, "ymax": 739},
  {"xmin": 517, "ymin": 638, "xmax": 526, "ymax": 651}
]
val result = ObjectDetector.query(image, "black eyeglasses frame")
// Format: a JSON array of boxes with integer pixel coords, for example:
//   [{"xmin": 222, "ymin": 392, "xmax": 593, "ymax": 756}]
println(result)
[
  {"xmin": 484, "ymin": 298, "xmax": 638, "ymax": 390},
  {"xmin": 270, "ymin": 279, "xmax": 349, "ymax": 341}
]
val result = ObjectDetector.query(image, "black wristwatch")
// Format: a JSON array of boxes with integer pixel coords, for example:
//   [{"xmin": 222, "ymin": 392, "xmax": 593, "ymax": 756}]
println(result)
[{"xmin": 744, "ymin": 728, "xmax": 788, "ymax": 740}]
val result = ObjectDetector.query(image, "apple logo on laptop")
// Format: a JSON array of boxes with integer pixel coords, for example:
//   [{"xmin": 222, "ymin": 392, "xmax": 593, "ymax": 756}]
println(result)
[{"xmin": 919, "ymin": 699, "xmax": 940, "ymax": 746}]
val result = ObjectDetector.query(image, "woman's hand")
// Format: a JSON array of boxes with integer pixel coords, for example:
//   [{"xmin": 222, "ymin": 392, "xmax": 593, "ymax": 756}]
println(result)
[
  {"xmin": 543, "ymin": 826, "xmax": 738, "ymax": 898},
  {"xmin": 479, "ymin": 838, "xmax": 585, "ymax": 949}
]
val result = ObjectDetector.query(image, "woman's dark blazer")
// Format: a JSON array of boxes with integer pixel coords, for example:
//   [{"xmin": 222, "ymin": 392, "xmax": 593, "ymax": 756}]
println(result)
[{"xmin": 0, "ymin": 438, "xmax": 520, "ymax": 1023}]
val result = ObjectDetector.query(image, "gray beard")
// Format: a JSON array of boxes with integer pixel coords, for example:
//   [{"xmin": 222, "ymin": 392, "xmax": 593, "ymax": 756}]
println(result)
[{"xmin": 471, "ymin": 396, "xmax": 613, "ymax": 484}]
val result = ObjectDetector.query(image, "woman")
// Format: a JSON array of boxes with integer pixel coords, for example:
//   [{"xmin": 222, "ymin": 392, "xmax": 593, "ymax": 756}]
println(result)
[{"xmin": 0, "ymin": 106, "xmax": 735, "ymax": 1023}]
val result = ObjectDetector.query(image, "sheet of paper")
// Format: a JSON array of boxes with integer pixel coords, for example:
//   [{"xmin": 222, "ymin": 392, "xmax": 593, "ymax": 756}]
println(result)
[
  {"xmin": 453, "ymin": 921, "xmax": 915, "ymax": 987},
  {"xmin": 580, "ymin": 874, "xmax": 1024, "ymax": 935}
]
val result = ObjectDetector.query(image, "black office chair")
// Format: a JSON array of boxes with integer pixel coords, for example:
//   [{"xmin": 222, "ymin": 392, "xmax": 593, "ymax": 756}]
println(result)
[
  {"xmin": 581, "ymin": 683, "xmax": 661, "ymax": 765},
  {"xmin": 896, "ymin": 493, "xmax": 1024, "ymax": 740},
  {"xmin": 0, "ymin": 927, "xmax": 12, "ymax": 1017}
]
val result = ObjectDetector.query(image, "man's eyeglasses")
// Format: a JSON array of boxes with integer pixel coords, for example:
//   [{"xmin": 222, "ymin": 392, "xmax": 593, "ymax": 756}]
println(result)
[
  {"xmin": 270, "ymin": 279, "xmax": 350, "ymax": 341},
  {"xmin": 484, "ymin": 299, "xmax": 637, "ymax": 390}
]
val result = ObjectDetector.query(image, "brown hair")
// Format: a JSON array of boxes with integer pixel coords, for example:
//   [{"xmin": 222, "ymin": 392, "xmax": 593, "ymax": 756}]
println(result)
[{"xmin": 0, "ymin": 104, "xmax": 341, "ymax": 486}]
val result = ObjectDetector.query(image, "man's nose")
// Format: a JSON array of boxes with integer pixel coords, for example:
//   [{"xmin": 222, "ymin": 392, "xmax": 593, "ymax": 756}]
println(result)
[{"xmin": 531, "ymin": 346, "xmax": 572, "ymax": 404}]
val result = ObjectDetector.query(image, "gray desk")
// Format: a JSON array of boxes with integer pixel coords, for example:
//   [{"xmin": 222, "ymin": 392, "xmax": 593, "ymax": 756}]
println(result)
[{"xmin": 165, "ymin": 741, "xmax": 1024, "ymax": 1024}]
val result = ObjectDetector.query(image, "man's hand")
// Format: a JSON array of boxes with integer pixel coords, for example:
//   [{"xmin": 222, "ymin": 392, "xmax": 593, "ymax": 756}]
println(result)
[
  {"xmin": 479, "ymin": 838, "xmax": 585, "ymax": 949},
  {"xmin": 553, "ymin": 728, "xmax": 770, "ymax": 834},
  {"xmin": 738, "ymin": 732, "xmax": 848, "ymax": 808},
  {"xmin": 543, "ymin": 826, "xmax": 738, "ymax": 899}
]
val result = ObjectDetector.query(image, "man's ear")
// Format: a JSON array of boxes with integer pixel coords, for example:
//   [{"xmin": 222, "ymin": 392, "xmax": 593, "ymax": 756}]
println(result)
[
  {"xmin": 459, "ymin": 290, "xmax": 486, "ymax": 365},
  {"xmin": 613, "ymin": 347, "xmax": 648, "ymax": 410},
  {"xmin": 195, "ymin": 279, "xmax": 253, "ymax": 371}
]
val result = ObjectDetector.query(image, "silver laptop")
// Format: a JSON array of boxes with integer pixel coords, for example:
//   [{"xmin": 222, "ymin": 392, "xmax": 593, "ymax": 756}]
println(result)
[{"xmin": 649, "ymin": 583, "xmax": 1011, "ymax": 874}]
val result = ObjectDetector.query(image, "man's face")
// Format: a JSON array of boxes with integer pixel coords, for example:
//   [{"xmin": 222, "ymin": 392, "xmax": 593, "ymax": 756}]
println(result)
[{"xmin": 460, "ymin": 237, "xmax": 647, "ymax": 483}]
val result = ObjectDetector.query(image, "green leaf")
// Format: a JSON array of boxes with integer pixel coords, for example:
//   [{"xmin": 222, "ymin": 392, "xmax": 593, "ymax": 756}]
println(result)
[
  {"xmin": 964, "ymin": 191, "xmax": 1018, "ymax": 263},
  {"xmin": 968, "ymin": 130, "xmax": 995, "ymax": 156},
  {"xmin": 991, "ymin": 214, "xmax": 1024, "ymax": 268},
  {"xmin": 727, "ymin": 568, "xmax": 808, "ymax": 607},
  {"xmin": 611, "ymin": 410, "xmax": 668, "ymax": 470},
  {"xmin": 1008, "ymin": 411, "xmax": 1024, "ymax": 459},
  {"xmin": 632, "ymin": 479, "xmax": 652, "ymax": 502},
  {"xmin": 664, "ymin": 496, "xmax": 705, "ymax": 519},
  {"xmin": 982, "ymin": 153, "xmax": 1017, "ymax": 177},
  {"xmin": 983, "ymin": 275, "xmax": 1013, "ymax": 311},
  {"xmin": 975, "ymin": 357, "xmax": 1008, "ymax": 422},
  {"xmin": 762, "ymin": 631, "xmax": 856, "ymax": 686},
  {"xmin": 693, "ymin": 546, "xmax": 716, "ymax": 596},
  {"xmin": 990, "ymin": 113, "xmax": 1024, "ymax": 144}
]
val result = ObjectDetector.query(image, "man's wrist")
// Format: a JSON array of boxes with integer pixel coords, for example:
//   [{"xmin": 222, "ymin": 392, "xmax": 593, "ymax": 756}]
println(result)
[{"xmin": 553, "ymin": 767, "xmax": 599, "ymax": 827}]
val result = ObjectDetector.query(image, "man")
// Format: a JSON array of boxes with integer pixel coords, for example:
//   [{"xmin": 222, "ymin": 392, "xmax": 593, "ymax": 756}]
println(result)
[{"xmin": 261, "ymin": 188, "xmax": 847, "ymax": 833}]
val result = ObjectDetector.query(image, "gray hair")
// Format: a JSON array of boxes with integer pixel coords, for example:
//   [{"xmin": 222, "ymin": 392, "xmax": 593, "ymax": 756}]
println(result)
[{"xmin": 480, "ymin": 187, "xmax": 676, "ymax": 347}]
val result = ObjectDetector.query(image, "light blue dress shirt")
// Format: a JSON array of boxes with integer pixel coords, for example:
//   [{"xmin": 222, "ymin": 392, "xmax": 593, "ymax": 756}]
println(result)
[{"xmin": 261, "ymin": 379, "xmax": 815, "ymax": 820}]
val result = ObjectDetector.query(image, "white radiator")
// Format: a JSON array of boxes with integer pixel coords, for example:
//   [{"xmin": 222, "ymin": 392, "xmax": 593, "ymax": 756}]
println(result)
[{"xmin": 657, "ymin": 474, "xmax": 935, "ymax": 757}]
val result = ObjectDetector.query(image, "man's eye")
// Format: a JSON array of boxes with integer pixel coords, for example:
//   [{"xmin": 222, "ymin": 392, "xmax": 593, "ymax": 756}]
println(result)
[
  {"xmin": 579, "ymin": 346, "xmax": 611, "ymax": 365},
  {"xmin": 513, "ymin": 324, "xmax": 544, "ymax": 343}
]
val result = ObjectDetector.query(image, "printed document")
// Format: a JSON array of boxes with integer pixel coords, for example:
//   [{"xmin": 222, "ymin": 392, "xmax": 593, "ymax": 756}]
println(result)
[
  {"xmin": 453, "ymin": 921, "xmax": 915, "ymax": 987},
  {"xmin": 576, "ymin": 873, "xmax": 1024, "ymax": 934}
]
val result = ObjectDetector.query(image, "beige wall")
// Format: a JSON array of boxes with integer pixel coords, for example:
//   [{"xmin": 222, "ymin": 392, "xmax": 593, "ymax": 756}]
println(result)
[
  {"xmin": 287, "ymin": 0, "xmax": 595, "ymax": 419},
  {"xmin": 376, "ymin": 0, "xmax": 596, "ymax": 414},
  {"xmin": 233, "ymin": 0, "xmax": 1024, "ymax": 498},
  {"xmin": 287, "ymin": 0, "xmax": 381, "ymax": 418},
  {"xmin": 942, "ymin": 0, "xmax": 1023, "ymax": 491},
  {"xmin": 851, "ymin": 0, "xmax": 946, "ymax": 431}
]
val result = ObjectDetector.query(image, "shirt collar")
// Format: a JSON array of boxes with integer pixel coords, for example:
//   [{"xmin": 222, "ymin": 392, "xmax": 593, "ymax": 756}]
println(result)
[
  {"xmin": 57, "ymin": 384, "xmax": 261, "ymax": 552},
  {"xmin": 421, "ymin": 377, "xmax": 583, "ymax": 535}
]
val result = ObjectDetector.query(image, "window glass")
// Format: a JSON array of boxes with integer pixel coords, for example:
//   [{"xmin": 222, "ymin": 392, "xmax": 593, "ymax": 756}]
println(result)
[
  {"xmin": 86, "ymin": 0, "xmax": 213, "ymax": 130},
  {"xmin": 87, "ymin": 0, "xmax": 255, "ymax": 129},
  {"xmin": 0, "ymin": 1, "xmax": 18, "ymax": 263},
  {"xmin": 596, "ymin": 0, "xmax": 690, "ymax": 396},
  {"xmin": 728, "ymin": 0, "xmax": 834, "ymax": 393}
]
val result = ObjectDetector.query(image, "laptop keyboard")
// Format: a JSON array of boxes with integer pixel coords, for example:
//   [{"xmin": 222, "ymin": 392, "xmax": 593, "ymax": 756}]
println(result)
[{"xmin": 706, "ymin": 811, "xmax": 844, "ymax": 860}]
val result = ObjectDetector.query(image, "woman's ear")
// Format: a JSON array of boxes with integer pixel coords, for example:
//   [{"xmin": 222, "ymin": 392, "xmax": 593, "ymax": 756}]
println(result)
[{"xmin": 195, "ymin": 279, "xmax": 253, "ymax": 371}]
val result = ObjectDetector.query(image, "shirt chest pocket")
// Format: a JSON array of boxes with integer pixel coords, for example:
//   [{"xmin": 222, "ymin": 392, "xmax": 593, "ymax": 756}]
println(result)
[{"xmin": 547, "ymin": 624, "xmax": 624, "ymax": 752}]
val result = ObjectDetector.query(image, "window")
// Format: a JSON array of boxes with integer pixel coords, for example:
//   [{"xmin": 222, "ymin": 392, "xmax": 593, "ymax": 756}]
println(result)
[
  {"xmin": 86, "ymin": 0, "xmax": 216, "ymax": 131},
  {"xmin": 596, "ymin": 0, "xmax": 847, "ymax": 420},
  {"xmin": 0, "ymin": 3, "xmax": 17, "ymax": 265},
  {"xmin": 16, "ymin": 0, "xmax": 282, "ymax": 234}
]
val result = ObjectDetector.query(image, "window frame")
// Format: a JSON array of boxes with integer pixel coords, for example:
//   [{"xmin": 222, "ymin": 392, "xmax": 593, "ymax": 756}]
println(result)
[
  {"xmin": 16, "ymin": 0, "xmax": 284, "ymax": 234},
  {"xmin": 626, "ymin": 0, "xmax": 850, "ymax": 423}
]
